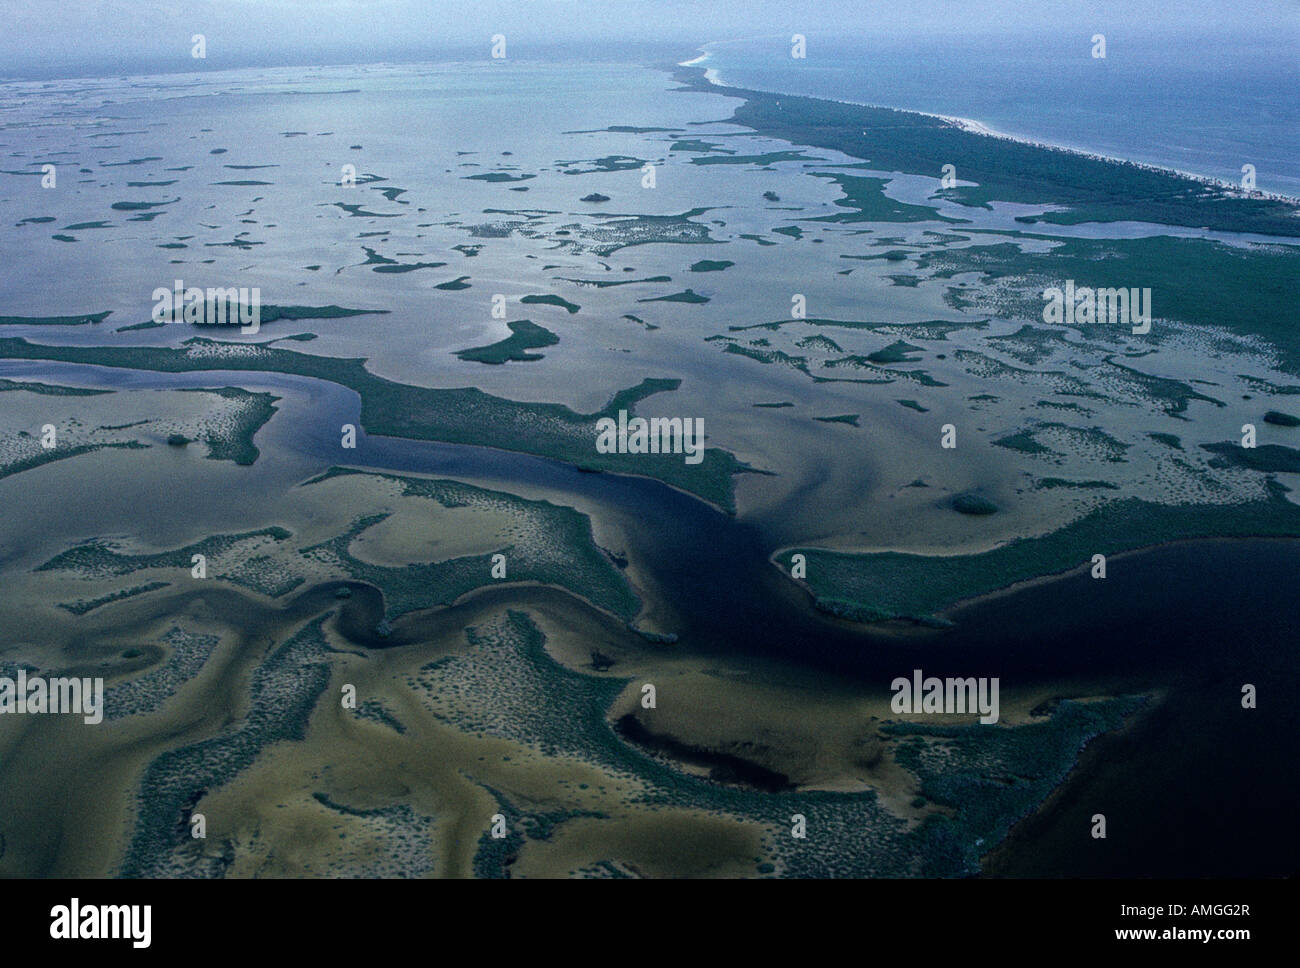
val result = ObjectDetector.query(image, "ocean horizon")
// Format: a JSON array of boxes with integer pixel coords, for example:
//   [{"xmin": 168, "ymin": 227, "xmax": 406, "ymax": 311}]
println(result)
[{"xmin": 690, "ymin": 30, "xmax": 1300, "ymax": 196}]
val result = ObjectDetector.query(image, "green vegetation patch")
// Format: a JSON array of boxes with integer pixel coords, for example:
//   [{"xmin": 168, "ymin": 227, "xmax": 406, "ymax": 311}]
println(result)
[
  {"xmin": 0, "ymin": 311, "xmax": 111, "ymax": 326},
  {"xmin": 670, "ymin": 139, "xmax": 734, "ymax": 154},
  {"xmin": 824, "ymin": 356, "xmax": 947, "ymax": 386},
  {"xmin": 556, "ymin": 276, "xmax": 670, "ymax": 288},
  {"xmin": 690, "ymin": 150, "xmax": 819, "ymax": 167},
  {"xmin": 992, "ymin": 428, "xmax": 1059, "ymax": 457},
  {"xmin": 520, "ymin": 294, "xmax": 580, "ymax": 314},
  {"xmin": 301, "ymin": 469, "xmax": 639, "ymax": 623},
  {"xmin": 711, "ymin": 338, "xmax": 810, "ymax": 375},
  {"xmin": 809, "ymin": 173, "xmax": 963, "ymax": 225},
  {"xmin": 885, "ymin": 696, "xmax": 1148, "ymax": 876},
  {"xmin": 637, "ymin": 288, "xmax": 709, "ymax": 304},
  {"xmin": 0, "ymin": 441, "xmax": 147, "ymax": 482},
  {"xmin": 866, "ymin": 340, "xmax": 924, "ymax": 365},
  {"xmin": 1201, "ymin": 442, "xmax": 1300, "ymax": 473},
  {"xmin": 558, "ymin": 156, "xmax": 643, "ymax": 174},
  {"xmin": 570, "ymin": 209, "xmax": 716, "ymax": 257},
  {"xmin": 0, "ymin": 335, "xmax": 751, "ymax": 511},
  {"xmin": 38, "ymin": 527, "xmax": 302, "ymax": 598},
  {"xmin": 920, "ymin": 236, "xmax": 1300, "ymax": 375},
  {"xmin": 0, "ymin": 377, "xmax": 109, "ymax": 396},
  {"xmin": 175, "ymin": 386, "xmax": 278, "ymax": 465},
  {"xmin": 110, "ymin": 199, "xmax": 176, "ymax": 211},
  {"xmin": 1033, "ymin": 478, "xmax": 1120, "ymax": 490},
  {"xmin": 795, "ymin": 334, "xmax": 842, "ymax": 353},
  {"xmin": 189, "ymin": 303, "xmax": 388, "ymax": 328},
  {"xmin": 360, "ymin": 247, "xmax": 445, "ymax": 273},
  {"xmin": 334, "ymin": 202, "xmax": 402, "ymax": 218},
  {"xmin": 455, "ymin": 320, "xmax": 560, "ymax": 364},
  {"xmin": 784, "ymin": 481, "xmax": 1300, "ymax": 623},
  {"xmin": 814, "ymin": 414, "xmax": 860, "ymax": 426},
  {"xmin": 57, "ymin": 581, "xmax": 171, "ymax": 615}
]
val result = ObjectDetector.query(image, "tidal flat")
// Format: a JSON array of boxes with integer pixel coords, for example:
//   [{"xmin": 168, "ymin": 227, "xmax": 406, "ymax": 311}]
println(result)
[{"xmin": 0, "ymin": 55, "xmax": 1297, "ymax": 879}]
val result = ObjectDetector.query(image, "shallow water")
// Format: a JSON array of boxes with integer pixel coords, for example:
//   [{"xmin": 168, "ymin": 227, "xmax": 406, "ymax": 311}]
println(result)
[{"xmin": 2, "ymin": 55, "xmax": 1297, "ymax": 877}]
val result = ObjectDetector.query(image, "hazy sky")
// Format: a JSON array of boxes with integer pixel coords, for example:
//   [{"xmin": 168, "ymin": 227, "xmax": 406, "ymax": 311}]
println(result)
[{"xmin": 0, "ymin": 0, "xmax": 1295, "ymax": 78}]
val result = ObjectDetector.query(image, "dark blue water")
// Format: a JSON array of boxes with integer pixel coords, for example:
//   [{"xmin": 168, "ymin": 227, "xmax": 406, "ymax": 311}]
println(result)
[{"xmin": 697, "ymin": 31, "xmax": 1300, "ymax": 196}]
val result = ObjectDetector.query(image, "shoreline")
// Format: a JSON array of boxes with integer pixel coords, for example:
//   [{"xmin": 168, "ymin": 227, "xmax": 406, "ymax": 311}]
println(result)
[
  {"xmin": 677, "ymin": 47, "xmax": 1300, "ymax": 206},
  {"xmin": 772, "ymin": 532, "xmax": 1300, "ymax": 632},
  {"xmin": 938, "ymin": 532, "xmax": 1300, "ymax": 621},
  {"xmin": 979, "ymin": 687, "xmax": 1164, "ymax": 877}
]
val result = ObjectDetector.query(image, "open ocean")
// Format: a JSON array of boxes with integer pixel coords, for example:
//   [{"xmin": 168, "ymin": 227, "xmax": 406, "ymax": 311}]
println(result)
[{"xmin": 693, "ymin": 30, "xmax": 1300, "ymax": 197}]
